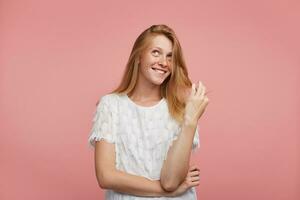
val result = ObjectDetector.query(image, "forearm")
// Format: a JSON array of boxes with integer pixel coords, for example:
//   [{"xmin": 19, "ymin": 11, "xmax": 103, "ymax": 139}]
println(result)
[
  {"xmin": 160, "ymin": 122, "xmax": 197, "ymax": 190},
  {"xmin": 100, "ymin": 169, "xmax": 175, "ymax": 197}
]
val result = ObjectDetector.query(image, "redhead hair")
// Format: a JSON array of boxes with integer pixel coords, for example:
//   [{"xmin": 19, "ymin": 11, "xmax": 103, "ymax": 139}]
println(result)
[{"xmin": 110, "ymin": 24, "xmax": 193, "ymax": 124}]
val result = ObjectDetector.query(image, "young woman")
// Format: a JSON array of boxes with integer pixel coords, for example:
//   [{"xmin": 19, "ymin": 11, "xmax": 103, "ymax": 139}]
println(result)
[{"xmin": 88, "ymin": 24, "xmax": 209, "ymax": 199}]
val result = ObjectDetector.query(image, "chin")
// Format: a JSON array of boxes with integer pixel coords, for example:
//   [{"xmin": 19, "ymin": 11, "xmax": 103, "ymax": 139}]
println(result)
[
  {"xmin": 152, "ymin": 78, "xmax": 168, "ymax": 86},
  {"xmin": 143, "ymin": 70, "xmax": 171, "ymax": 85}
]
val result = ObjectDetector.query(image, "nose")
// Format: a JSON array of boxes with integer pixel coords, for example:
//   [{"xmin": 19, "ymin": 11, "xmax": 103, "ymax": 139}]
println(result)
[{"xmin": 158, "ymin": 56, "xmax": 168, "ymax": 67}]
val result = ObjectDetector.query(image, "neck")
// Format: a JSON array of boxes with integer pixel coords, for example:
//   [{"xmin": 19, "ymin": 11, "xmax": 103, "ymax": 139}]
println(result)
[{"xmin": 128, "ymin": 79, "xmax": 162, "ymax": 102}]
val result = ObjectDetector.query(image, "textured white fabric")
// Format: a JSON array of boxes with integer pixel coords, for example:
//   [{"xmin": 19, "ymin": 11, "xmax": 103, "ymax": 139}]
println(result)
[{"xmin": 88, "ymin": 93, "xmax": 200, "ymax": 200}]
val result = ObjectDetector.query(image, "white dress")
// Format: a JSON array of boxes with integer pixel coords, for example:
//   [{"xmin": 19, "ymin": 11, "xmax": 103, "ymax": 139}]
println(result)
[{"xmin": 88, "ymin": 93, "xmax": 200, "ymax": 200}]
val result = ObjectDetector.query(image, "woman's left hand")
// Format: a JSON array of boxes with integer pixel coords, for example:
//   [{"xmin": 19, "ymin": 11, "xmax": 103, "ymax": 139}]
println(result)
[{"xmin": 166, "ymin": 165, "xmax": 200, "ymax": 197}]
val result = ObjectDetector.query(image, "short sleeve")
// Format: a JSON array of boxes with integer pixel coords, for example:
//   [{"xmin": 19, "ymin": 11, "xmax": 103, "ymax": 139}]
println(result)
[
  {"xmin": 163, "ymin": 123, "xmax": 200, "ymax": 161},
  {"xmin": 88, "ymin": 95, "xmax": 116, "ymax": 148},
  {"xmin": 192, "ymin": 124, "xmax": 200, "ymax": 150}
]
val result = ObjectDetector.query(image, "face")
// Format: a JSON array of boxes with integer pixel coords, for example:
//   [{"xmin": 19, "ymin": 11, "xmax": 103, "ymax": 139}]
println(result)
[{"xmin": 138, "ymin": 35, "xmax": 173, "ymax": 86}]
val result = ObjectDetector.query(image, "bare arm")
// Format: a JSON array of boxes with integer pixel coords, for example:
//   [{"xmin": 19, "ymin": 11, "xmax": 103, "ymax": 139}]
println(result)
[
  {"xmin": 160, "ymin": 81, "xmax": 209, "ymax": 191},
  {"xmin": 94, "ymin": 140, "xmax": 175, "ymax": 197},
  {"xmin": 160, "ymin": 122, "xmax": 197, "ymax": 191}
]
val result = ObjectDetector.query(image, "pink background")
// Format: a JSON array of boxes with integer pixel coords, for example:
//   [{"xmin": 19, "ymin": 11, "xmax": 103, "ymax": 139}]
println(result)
[{"xmin": 1, "ymin": 0, "xmax": 299, "ymax": 199}]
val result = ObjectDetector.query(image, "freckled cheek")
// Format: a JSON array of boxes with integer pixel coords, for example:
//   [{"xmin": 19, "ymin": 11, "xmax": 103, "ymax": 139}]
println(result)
[{"xmin": 140, "ymin": 64, "xmax": 153, "ymax": 73}]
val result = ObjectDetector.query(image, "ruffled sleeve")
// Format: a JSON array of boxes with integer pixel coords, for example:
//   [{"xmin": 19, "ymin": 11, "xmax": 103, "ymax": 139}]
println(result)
[
  {"xmin": 162, "ymin": 123, "xmax": 200, "ymax": 161},
  {"xmin": 88, "ymin": 95, "xmax": 116, "ymax": 148}
]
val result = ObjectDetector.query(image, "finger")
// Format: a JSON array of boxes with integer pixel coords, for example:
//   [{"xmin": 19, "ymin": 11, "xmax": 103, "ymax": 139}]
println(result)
[
  {"xmin": 190, "ymin": 165, "xmax": 200, "ymax": 171},
  {"xmin": 195, "ymin": 81, "xmax": 202, "ymax": 96},
  {"xmin": 191, "ymin": 83, "xmax": 196, "ymax": 95},
  {"xmin": 190, "ymin": 170, "xmax": 200, "ymax": 177},
  {"xmin": 203, "ymin": 96, "xmax": 209, "ymax": 105},
  {"xmin": 190, "ymin": 180, "xmax": 200, "ymax": 187},
  {"xmin": 200, "ymin": 84, "xmax": 206, "ymax": 99},
  {"xmin": 190, "ymin": 176, "xmax": 200, "ymax": 182},
  {"xmin": 189, "ymin": 165, "xmax": 197, "ymax": 171}
]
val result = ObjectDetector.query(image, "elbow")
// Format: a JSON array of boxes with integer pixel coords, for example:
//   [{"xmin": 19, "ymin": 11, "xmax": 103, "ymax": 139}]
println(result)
[
  {"xmin": 160, "ymin": 171, "xmax": 182, "ymax": 192},
  {"xmin": 98, "ymin": 181, "xmax": 107, "ymax": 189},
  {"xmin": 97, "ymin": 178, "xmax": 109, "ymax": 190},
  {"xmin": 161, "ymin": 183, "xmax": 178, "ymax": 192},
  {"xmin": 96, "ymin": 169, "xmax": 114, "ymax": 189},
  {"xmin": 97, "ymin": 176, "xmax": 109, "ymax": 189},
  {"xmin": 160, "ymin": 178, "xmax": 180, "ymax": 192}
]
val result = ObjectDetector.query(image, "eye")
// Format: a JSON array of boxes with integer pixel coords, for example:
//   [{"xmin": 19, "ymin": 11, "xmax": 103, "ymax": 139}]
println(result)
[{"xmin": 152, "ymin": 50, "xmax": 160, "ymax": 56}]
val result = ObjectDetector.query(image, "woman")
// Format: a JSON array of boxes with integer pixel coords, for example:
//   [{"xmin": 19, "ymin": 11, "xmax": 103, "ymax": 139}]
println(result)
[{"xmin": 88, "ymin": 24, "xmax": 209, "ymax": 199}]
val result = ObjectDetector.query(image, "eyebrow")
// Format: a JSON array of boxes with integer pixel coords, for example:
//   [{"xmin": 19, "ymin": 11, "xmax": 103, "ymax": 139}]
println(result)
[{"xmin": 153, "ymin": 47, "xmax": 172, "ymax": 55}]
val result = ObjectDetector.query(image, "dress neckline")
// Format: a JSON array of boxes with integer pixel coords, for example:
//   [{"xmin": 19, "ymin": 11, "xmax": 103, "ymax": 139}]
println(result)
[{"xmin": 125, "ymin": 94, "xmax": 165, "ymax": 109}]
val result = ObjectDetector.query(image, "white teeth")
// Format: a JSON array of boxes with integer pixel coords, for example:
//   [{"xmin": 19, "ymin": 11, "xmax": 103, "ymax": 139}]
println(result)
[
  {"xmin": 152, "ymin": 68, "xmax": 166, "ymax": 74},
  {"xmin": 155, "ymin": 69, "xmax": 165, "ymax": 74}
]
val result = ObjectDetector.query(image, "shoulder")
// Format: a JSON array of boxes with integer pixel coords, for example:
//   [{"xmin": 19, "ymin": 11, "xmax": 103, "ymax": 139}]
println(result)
[
  {"xmin": 96, "ymin": 93, "xmax": 120, "ymax": 112},
  {"xmin": 101, "ymin": 93, "xmax": 119, "ymax": 102}
]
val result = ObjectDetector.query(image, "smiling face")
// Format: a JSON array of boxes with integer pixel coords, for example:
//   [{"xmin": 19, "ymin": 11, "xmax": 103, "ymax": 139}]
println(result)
[{"xmin": 137, "ymin": 34, "xmax": 173, "ymax": 86}]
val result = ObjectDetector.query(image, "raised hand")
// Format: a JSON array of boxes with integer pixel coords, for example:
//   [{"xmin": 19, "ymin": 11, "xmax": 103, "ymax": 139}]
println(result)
[{"xmin": 183, "ymin": 81, "xmax": 209, "ymax": 126}]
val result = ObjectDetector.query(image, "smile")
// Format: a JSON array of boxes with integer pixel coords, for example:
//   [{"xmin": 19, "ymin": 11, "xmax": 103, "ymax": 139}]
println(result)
[{"xmin": 151, "ymin": 67, "xmax": 167, "ymax": 74}]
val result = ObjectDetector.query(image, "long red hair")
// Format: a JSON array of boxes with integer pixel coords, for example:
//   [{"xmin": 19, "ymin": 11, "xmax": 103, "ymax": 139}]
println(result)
[{"xmin": 110, "ymin": 24, "xmax": 193, "ymax": 124}]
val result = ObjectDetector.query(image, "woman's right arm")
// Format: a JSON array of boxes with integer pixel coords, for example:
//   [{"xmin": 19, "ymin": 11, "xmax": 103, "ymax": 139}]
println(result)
[{"xmin": 94, "ymin": 140, "xmax": 175, "ymax": 197}]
